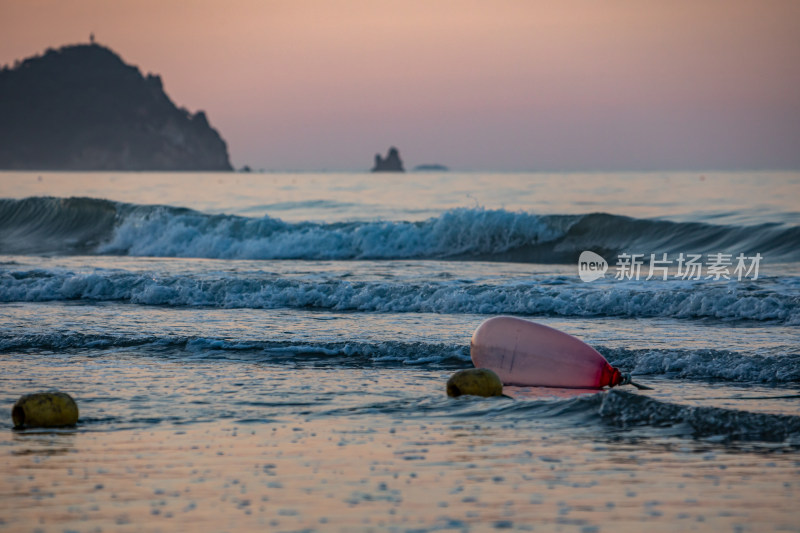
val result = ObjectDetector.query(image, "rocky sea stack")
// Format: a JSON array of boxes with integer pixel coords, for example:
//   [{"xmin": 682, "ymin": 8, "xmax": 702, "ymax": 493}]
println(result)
[
  {"xmin": 371, "ymin": 146, "xmax": 404, "ymax": 172},
  {"xmin": 0, "ymin": 43, "xmax": 232, "ymax": 171}
]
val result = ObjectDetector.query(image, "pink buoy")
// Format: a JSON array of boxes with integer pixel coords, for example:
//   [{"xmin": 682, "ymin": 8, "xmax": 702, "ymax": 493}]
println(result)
[{"xmin": 470, "ymin": 316, "xmax": 649, "ymax": 389}]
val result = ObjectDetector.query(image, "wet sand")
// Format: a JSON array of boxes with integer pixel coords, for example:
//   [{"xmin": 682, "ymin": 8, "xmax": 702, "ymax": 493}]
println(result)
[{"xmin": 3, "ymin": 397, "xmax": 799, "ymax": 532}]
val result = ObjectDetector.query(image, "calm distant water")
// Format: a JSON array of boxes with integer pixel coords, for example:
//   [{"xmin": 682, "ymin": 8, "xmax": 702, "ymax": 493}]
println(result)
[
  {"xmin": 1, "ymin": 171, "xmax": 799, "ymax": 530},
  {"xmin": 2, "ymin": 170, "xmax": 799, "ymax": 226}
]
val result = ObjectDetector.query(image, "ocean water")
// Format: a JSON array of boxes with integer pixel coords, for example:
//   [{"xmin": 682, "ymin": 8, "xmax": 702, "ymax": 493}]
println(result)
[{"xmin": 1, "ymin": 170, "xmax": 799, "ymax": 531}]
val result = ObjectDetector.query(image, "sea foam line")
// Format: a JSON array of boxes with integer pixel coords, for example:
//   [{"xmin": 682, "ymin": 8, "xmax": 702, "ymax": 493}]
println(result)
[{"xmin": 1, "ymin": 269, "xmax": 797, "ymax": 323}]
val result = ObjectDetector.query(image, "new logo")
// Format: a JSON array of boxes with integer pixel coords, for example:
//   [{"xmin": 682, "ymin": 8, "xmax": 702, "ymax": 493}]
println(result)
[{"xmin": 578, "ymin": 251, "xmax": 608, "ymax": 282}]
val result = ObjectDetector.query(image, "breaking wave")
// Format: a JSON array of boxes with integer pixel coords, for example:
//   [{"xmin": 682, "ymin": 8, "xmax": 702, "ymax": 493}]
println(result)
[
  {"xmin": 2, "ymin": 266, "xmax": 798, "ymax": 323},
  {"xmin": 2, "ymin": 196, "xmax": 798, "ymax": 262}
]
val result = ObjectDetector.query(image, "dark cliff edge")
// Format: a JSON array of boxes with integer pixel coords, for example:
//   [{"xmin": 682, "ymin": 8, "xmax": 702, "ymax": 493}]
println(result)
[{"xmin": 0, "ymin": 43, "xmax": 232, "ymax": 171}]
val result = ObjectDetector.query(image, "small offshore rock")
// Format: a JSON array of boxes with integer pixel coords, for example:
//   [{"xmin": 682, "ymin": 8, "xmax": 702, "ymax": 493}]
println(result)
[{"xmin": 371, "ymin": 146, "xmax": 405, "ymax": 172}]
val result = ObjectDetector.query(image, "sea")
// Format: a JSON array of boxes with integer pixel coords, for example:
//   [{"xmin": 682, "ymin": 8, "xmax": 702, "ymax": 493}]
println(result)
[{"xmin": 1, "ymin": 170, "xmax": 799, "ymax": 532}]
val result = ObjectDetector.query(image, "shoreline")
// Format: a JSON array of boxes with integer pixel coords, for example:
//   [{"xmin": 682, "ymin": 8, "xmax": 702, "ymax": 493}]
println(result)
[{"xmin": 2, "ymin": 365, "xmax": 799, "ymax": 532}]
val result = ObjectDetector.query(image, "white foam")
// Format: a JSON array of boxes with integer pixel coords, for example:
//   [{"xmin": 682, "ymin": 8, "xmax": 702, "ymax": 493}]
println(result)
[
  {"xmin": 2, "ymin": 268, "xmax": 798, "ymax": 324},
  {"xmin": 98, "ymin": 207, "xmax": 564, "ymax": 259}
]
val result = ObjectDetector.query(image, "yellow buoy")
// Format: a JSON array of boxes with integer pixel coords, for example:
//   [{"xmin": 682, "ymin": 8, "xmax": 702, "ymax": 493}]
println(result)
[
  {"xmin": 12, "ymin": 392, "xmax": 79, "ymax": 429},
  {"xmin": 446, "ymin": 368, "xmax": 504, "ymax": 398}
]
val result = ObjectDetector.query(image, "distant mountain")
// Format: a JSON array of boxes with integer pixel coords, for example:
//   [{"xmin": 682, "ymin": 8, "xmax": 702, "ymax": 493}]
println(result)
[{"xmin": 0, "ymin": 43, "xmax": 232, "ymax": 171}]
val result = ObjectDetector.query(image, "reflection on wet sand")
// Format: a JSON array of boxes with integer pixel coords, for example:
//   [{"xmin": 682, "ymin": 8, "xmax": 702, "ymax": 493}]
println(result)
[
  {"xmin": 3, "ymin": 401, "xmax": 799, "ymax": 532},
  {"xmin": 11, "ymin": 431, "xmax": 76, "ymax": 457}
]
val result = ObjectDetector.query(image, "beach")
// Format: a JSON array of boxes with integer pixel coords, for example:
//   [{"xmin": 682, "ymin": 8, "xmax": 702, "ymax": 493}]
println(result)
[
  {"xmin": 1, "ymin": 170, "xmax": 799, "ymax": 532},
  {"xmin": 4, "ymin": 361, "xmax": 799, "ymax": 533}
]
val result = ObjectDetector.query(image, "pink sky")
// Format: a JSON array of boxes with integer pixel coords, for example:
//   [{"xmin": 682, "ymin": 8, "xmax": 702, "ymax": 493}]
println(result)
[{"xmin": 2, "ymin": 0, "xmax": 798, "ymax": 171}]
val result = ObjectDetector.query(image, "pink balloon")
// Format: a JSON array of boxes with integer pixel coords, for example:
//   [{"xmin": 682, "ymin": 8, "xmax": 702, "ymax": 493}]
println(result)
[{"xmin": 470, "ymin": 316, "xmax": 622, "ymax": 389}]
